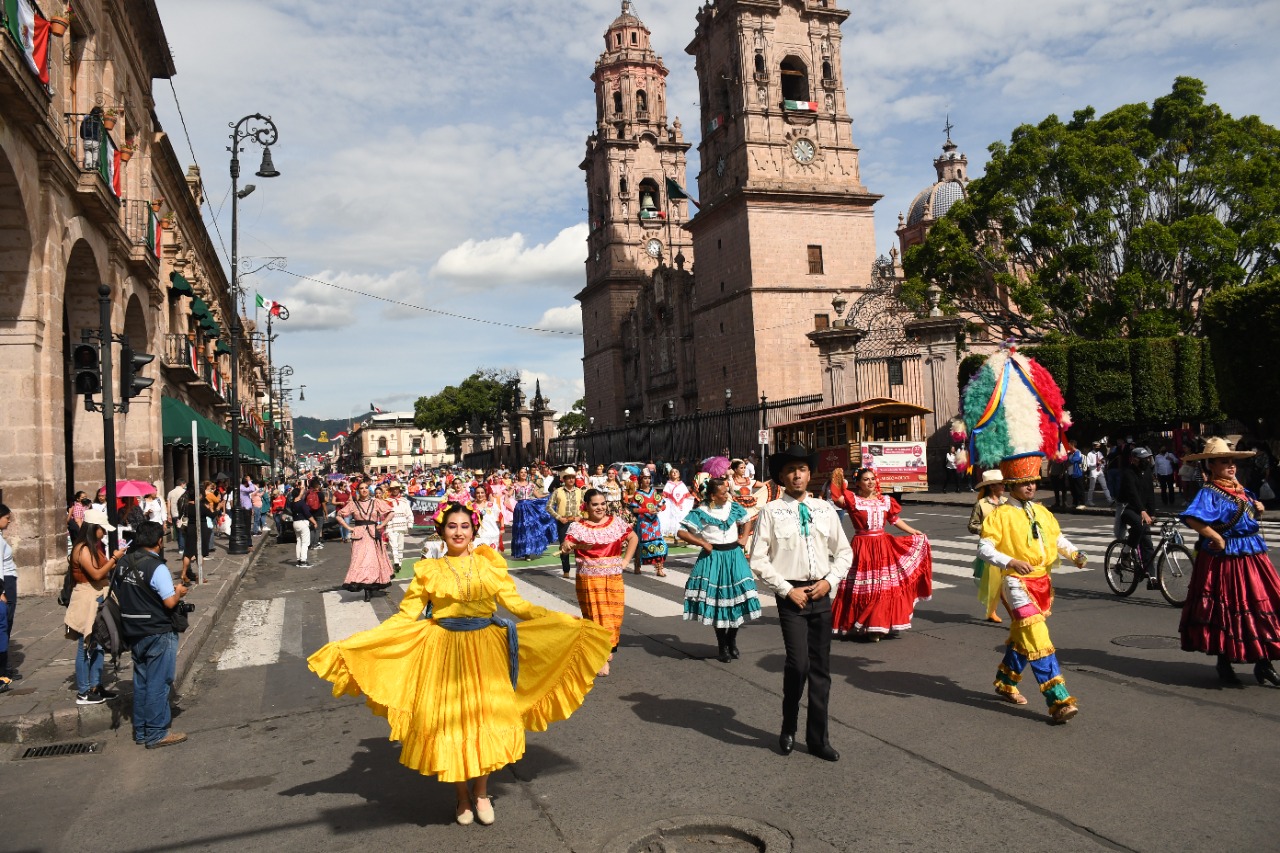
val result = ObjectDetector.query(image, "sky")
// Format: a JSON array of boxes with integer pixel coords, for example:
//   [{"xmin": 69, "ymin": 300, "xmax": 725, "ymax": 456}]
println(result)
[{"xmin": 152, "ymin": 0, "xmax": 1280, "ymax": 422}]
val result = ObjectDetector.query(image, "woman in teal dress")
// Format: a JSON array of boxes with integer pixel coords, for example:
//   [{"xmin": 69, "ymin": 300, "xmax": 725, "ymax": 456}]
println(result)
[
  {"xmin": 677, "ymin": 477, "xmax": 762, "ymax": 662},
  {"xmin": 626, "ymin": 471, "xmax": 667, "ymax": 576}
]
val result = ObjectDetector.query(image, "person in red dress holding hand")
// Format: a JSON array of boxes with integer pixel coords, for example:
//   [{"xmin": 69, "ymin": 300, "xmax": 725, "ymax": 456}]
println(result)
[
  {"xmin": 561, "ymin": 489, "xmax": 638, "ymax": 677},
  {"xmin": 830, "ymin": 467, "xmax": 933, "ymax": 640}
]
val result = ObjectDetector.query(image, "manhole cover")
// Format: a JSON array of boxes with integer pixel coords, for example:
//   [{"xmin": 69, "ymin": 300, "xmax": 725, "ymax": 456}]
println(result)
[
  {"xmin": 1112, "ymin": 634, "xmax": 1181, "ymax": 650},
  {"xmin": 601, "ymin": 816, "xmax": 792, "ymax": 853},
  {"xmin": 20, "ymin": 741, "xmax": 103, "ymax": 759}
]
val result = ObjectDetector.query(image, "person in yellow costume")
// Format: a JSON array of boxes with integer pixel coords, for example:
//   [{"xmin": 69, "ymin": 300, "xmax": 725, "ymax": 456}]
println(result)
[
  {"xmin": 308, "ymin": 501, "xmax": 612, "ymax": 826},
  {"xmin": 977, "ymin": 463, "xmax": 1088, "ymax": 724}
]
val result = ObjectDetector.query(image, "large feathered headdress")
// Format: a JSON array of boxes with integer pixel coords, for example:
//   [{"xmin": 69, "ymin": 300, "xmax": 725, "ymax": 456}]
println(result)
[{"xmin": 953, "ymin": 343, "xmax": 1072, "ymax": 484}]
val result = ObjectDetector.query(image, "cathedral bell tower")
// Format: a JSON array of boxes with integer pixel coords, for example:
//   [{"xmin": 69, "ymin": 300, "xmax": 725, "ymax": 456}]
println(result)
[
  {"xmin": 683, "ymin": 0, "xmax": 881, "ymax": 410},
  {"xmin": 578, "ymin": 1, "xmax": 694, "ymax": 428}
]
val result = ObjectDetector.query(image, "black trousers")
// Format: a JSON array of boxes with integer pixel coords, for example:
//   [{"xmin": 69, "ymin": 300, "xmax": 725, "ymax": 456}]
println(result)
[
  {"xmin": 1121, "ymin": 508, "xmax": 1155, "ymax": 574},
  {"xmin": 776, "ymin": 592, "xmax": 833, "ymax": 748},
  {"xmin": 556, "ymin": 521, "xmax": 572, "ymax": 573}
]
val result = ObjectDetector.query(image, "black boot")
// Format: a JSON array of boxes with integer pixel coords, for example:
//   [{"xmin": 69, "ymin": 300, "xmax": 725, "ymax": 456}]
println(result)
[
  {"xmin": 1255, "ymin": 659, "xmax": 1280, "ymax": 687},
  {"xmin": 1217, "ymin": 654, "xmax": 1243, "ymax": 687},
  {"xmin": 726, "ymin": 627, "xmax": 740, "ymax": 660},
  {"xmin": 714, "ymin": 628, "xmax": 730, "ymax": 663}
]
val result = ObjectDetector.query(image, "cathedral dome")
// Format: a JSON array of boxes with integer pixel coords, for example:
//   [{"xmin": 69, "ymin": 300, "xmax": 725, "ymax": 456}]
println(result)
[
  {"xmin": 906, "ymin": 179, "xmax": 965, "ymax": 226},
  {"xmin": 609, "ymin": 1, "xmax": 648, "ymax": 32}
]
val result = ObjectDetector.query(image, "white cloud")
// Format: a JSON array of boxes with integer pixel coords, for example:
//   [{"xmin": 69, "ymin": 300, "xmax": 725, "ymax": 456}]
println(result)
[
  {"xmin": 430, "ymin": 225, "xmax": 587, "ymax": 289},
  {"xmin": 533, "ymin": 305, "xmax": 583, "ymax": 334}
]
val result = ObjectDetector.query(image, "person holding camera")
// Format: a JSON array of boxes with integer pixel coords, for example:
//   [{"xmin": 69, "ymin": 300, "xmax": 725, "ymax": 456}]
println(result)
[{"xmin": 113, "ymin": 521, "xmax": 189, "ymax": 749}]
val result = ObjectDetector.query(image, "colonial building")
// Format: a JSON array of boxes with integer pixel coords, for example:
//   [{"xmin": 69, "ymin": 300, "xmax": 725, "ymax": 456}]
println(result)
[
  {"xmin": 345, "ymin": 413, "xmax": 452, "ymax": 473},
  {"xmin": 0, "ymin": 1, "xmax": 280, "ymax": 593},
  {"xmin": 579, "ymin": 0, "xmax": 882, "ymax": 425}
]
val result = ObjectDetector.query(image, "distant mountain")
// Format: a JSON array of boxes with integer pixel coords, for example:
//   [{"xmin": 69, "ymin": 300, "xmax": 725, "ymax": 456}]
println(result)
[{"xmin": 293, "ymin": 416, "xmax": 355, "ymax": 455}]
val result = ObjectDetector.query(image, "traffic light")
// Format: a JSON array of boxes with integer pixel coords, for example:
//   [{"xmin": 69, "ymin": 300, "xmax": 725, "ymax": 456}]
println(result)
[
  {"xmin": 72, "ymin": 343, "xmax": 101, "ymax": 397},
  {"xmin": 120, "ymin": 346, "xmax": 154, "ymax": 411}
]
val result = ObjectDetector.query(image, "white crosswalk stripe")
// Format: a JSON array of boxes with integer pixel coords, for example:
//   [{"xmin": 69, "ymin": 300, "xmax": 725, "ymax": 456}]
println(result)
[
  {"xmin": 321, "ymin": 590, "xmax": 381, "ymax": 642},
  {"xmin": 217, "ymin": 599, "xmax": 286, "ymax": 670}
]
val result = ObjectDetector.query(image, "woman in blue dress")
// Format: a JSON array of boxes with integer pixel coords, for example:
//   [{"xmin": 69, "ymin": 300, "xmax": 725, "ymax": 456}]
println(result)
[
  {"xmin": 677, "ymin": 477, "xmax": 762, "ymax": 662},
  {"xmin": 626, "ymin": 471, "xmax": 668, "ymax": 576},
  {"xmin": 1178, "ymin": 438, "xmax": 1280, "ymax": 687},
  {"xmin": 510, "ymin": 468, "xmax": 557, "ymax": 560}
]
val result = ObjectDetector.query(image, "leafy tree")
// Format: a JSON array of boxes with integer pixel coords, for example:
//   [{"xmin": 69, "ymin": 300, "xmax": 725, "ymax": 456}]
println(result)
[
  {"xmin": 1202, "ymin": 269, "xmax": 1280, "ymax": 432},
  {"xmin": 903, "ymin": 77, "xmax": 1280, "ymax": 339},
  {"xmin": 414, "ymin": 368, "xmax": 520, "ymax": 448},
  {"xmin": 557, "ymin": 398, "xmax": 588, "ymax": 435}
]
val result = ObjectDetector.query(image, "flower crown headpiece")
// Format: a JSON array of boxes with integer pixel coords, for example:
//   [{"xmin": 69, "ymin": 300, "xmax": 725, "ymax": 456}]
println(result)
[{"xmin": 433, "ymin": 499, "xmax": 481, "ymax": 531}]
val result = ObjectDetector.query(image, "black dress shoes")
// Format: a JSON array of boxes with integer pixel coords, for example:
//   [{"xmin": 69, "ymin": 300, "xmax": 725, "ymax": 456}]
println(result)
[
  {"xmin": 1255, "ymin": 660, "xmax": 1280, "ymax": 687},
  {"xmin": 808, "ymin": 742, "xmax": 840, "ymax": 762},
  {"xmin": 778, "ymin": 732, "xmax": 794, "ymax": 755}
]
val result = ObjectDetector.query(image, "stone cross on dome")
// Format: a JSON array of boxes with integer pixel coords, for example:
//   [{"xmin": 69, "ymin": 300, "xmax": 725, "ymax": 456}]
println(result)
[{"xmin": 943, "ymin": 113, "xmax": 955, "ymax": 144}]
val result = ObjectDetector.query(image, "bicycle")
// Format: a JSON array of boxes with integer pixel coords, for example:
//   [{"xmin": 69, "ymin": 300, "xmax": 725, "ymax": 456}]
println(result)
[{"xmin": 1103, "ymin": 513, "xmax": 1195, "ymax": 607}]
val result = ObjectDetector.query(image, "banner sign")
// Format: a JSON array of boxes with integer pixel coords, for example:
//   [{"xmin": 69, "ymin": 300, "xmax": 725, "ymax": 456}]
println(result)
[
  {"xmin": 858, "ymin": 441, "xmax": 928, "ymax": 490},
  {"xmin": 410, "ymin": 495, "xmax": 443, "ymax": 529}
]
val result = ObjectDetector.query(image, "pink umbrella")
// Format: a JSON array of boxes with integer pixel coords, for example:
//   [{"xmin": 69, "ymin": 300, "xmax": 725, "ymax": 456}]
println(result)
[
  {"xmin": 115, "ymin": 480, "xmax": 158, "ymax": 498},
  {"xmin": 700, "ymin": 456, "xmax": 731, "ymax": 478}
]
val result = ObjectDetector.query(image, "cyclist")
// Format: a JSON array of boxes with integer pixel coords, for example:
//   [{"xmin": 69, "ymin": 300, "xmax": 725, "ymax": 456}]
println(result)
[{"xmin": 1117, "ymin": 446, "xmax": 1157, "ymax": 580}]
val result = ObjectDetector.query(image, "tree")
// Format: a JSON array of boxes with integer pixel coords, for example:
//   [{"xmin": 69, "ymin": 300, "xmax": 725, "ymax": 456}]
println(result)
[
  {"xmin": 557, "ymin": 398, "xmax": 588, "ymax": 435},
  {"xmin": 1202, "ymin": 269, "xmax": 1280, "ymax": 433},
  {"xmin": 903, "ymin": 77, "xmax": 1280, "ymax": 339},
  {"xmin": 414, "ymin": 368, "xmax": 520, "ymax": 449}
]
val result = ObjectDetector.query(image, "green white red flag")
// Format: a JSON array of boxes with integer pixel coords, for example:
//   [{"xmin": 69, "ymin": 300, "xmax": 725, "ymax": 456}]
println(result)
[
  {"xmin": 6, "ymin": 0, "xmax": 50, "ymax": 85},
  {"xmin": 255, "ymin": 293, "xmax": 283, "ymax": 316},
  {"xmin": 783, "ymin": 100, "xmax": 818, "ymax": 112}
]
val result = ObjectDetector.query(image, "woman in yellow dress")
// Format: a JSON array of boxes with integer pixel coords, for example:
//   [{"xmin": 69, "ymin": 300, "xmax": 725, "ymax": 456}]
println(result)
[{"xmin": 308, "ymin": 501, "xmax": 612, "ymax": 826}]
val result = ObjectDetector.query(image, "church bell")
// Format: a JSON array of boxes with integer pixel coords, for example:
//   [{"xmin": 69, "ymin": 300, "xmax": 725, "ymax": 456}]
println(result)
[{"xmin": 639, "ymin": 190, "xmax": 657, "ymax": 211}]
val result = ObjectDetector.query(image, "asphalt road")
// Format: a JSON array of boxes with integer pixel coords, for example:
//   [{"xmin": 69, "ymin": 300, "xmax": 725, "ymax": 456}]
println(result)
[{"xmin": 4, "ymin": 505, "xmax": 1280, "ymax": 853}]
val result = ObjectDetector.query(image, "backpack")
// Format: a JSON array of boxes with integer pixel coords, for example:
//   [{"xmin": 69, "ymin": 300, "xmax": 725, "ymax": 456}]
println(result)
[
  {"xmin": 1068, "ymin": 450, "xmax": 1084, "ymax": 479},
  {"xmin": 306, "ymin": 489, "xmax": 322, "ymax": 511},
  {"xmin": 88, "ymin": 589, "xmax": 126, "ymax": 664}
]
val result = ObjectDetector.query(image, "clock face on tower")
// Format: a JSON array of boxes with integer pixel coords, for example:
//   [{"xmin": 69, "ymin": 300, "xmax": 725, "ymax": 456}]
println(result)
[
  {"xmin": 716, "ymin": 155, "xmax": 726, "ymax": 176},
  {"xmin": 792, "ymin": 138, "xmax": 816, "ymax": 164},
  {"xmin": 645, "ymin": 238, "xmax": 663, "ymax": 259}
]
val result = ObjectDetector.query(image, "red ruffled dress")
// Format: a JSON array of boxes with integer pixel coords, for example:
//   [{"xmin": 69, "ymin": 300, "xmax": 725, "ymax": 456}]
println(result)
[{"xmin": 831, "ymin": 493, "xmax": 933, "ymax": 636}]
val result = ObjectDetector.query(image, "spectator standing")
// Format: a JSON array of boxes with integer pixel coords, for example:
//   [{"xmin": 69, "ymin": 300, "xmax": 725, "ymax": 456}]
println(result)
[
  {"xmin": 113, "ymin": 522, "xmax": 188, "ymax": 748},
  {"xmin": 166, "ymin": 479, "xmax": 187, "ymax": 553},
  {"xmin": 250, "ymin": 480, "xmax": 265, "ymax": 535},
  {"xmin": 943, "ymin": 447, "xmax": 961, "ymax": 493},
  {"xmin": 1066, "ymin": 444, "xmax": 1086, "ymax": 510},
  {"xmin": 238, "ymin": 474, "xmax": 258, "ymax": 533},
  {"xmin": 0, "ymin": 504, "xmax": 17, "ymax": 684},
  {"xmin": 79, "ymin": 107, "xmax": 103, "ymax": 170},
  {"xmin": 1085, "ymin": 442, "xmax": 1112, "ymax": 507},
  {"xmin": 333, "ymin": 481, "xmax": 352, "ymax": 543},
  {"xmin": 64, "ymin": 508, "xmax": 125, "ymax": 704},
  {"xmin": 1154, "ymin": 445, "xmax": 1180, "ymax": 506},
  {"xmin": 288, "ymin": 484, "xmax": 317, "ymax": 567}
]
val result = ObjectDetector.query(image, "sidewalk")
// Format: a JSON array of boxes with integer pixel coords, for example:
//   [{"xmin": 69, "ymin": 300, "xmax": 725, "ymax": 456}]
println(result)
[{"xmin": 0, "ymin": 532, "xmax": 268, "ymax": 744}]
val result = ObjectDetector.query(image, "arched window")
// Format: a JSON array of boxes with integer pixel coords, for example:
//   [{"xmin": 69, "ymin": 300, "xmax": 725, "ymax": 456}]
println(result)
[
  {"xmin": 780, "ymin": 56, "xmax": 809, "ymax": 102},
  {"xmin": 612, "ymin": 91, "xmax": 623, "ymax": 114},
  {"xmin": 754, "ymin": 53, "xmax": 765, "ymax": 75},
  {"xmin": 821, "ymin": 59, "xmax": 833, "ymax": 80},
  {"xmin": 619, "ymin": 176, "xmax": 628, "ymax": 195},
  {"xmin": 637, "ymin": 177, "xmax": 660, "ymax": 217},
  {"xmin": 378, "ymin": 437, "xmax": 388, "ymax": 452},
  {"xmin": 636, "ymin": 90, "xmax": 647, "ymax": 113}
]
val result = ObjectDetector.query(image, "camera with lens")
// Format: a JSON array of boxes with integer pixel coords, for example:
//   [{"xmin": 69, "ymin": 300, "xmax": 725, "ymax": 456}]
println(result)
[{"xmin": 177, "ymin": 602, "xmax": 195, "ymax": 614}]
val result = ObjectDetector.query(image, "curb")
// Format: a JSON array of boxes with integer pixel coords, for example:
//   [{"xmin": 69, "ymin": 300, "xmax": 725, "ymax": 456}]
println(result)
[{"xmin": 0, "ymin": 535, "xmax": 268, "ymax": 745}]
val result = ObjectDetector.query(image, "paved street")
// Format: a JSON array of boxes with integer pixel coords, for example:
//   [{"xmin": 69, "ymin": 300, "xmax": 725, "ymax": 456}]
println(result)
[{"xmin": 4, "ymin": 506, "xmax": 1280, "ymax": 852}]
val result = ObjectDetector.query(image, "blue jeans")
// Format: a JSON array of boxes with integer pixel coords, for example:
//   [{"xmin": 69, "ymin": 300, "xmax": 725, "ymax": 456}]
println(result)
[
  {"xmin": 172, "ymin": 520, "xmax": 185, "ymax": 553},
  {"xmin": 131, "ymin": 632, "xmax": 178, "ymax": 745},
  {"xmin": 75, "ymin": 635, "xmax": 104, "ymax": 694}
]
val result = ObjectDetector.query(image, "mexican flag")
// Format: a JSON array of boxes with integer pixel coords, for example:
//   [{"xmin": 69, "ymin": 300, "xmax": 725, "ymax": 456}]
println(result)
[
  {"xmin": 255, "ymin": 293, "xmax": 283, "ymax": 316},
  {"xmin": 99, "ymin": 134, "xmax": 121, "ymax": 197},
  {"xmin": 370, "ymin": 403, "xmax": 383, "ymax": 414},
  {"xmin": 186, "ymin": 339, "xmax": 198, "ymax": 374},
  {"xmin": 148, "ymin": 207, "xmax": 162, "ymax": 258},
  {"xmin": 6, "ymin": 0, "xmax": 50, "ymax": 85},
  {"xmin": 784, "ymin": 100, "xmax": 819, "ymax": 112}
]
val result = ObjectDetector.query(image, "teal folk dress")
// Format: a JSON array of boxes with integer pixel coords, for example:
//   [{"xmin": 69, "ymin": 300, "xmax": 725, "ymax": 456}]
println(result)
[{"xmin": 680, "ymin": 501, "xmax": 763, "ymax": 627}]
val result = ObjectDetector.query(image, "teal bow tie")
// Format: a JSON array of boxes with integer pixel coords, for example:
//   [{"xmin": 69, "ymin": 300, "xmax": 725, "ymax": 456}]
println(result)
[{"xmin": 797, "ymin": 501, "xmax": 812, "ymax": 537}]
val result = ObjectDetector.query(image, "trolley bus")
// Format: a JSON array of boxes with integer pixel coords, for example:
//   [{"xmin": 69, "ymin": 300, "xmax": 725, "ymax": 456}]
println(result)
[{"xmin": 770, "ymin": 397, "xmax": 932, "ymax": 493}]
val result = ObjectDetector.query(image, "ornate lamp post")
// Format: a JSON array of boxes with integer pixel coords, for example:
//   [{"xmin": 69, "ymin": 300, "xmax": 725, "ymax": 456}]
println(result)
[{"xmin": 227, "ymin": 113, "xmax": 280, "ymax": 555}]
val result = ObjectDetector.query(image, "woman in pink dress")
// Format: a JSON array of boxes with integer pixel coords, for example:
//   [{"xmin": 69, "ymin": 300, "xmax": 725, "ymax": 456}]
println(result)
[
  {"xmin": 830, "ymin": 467, "xmax": 933, "ymax": 640},
  {"xmin": 337, "ymin": 483, "xmax": 394, "ymax": 601}
]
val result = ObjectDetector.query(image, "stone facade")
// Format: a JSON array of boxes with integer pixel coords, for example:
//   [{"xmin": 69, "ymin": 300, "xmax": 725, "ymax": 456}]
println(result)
[
  {"xmin": 355, "ymin": 413, "xmax": 452, "ymax": 472},
  {"xmin": 0, "ymin": 1, "xmax": 281, "ymax": 593}
]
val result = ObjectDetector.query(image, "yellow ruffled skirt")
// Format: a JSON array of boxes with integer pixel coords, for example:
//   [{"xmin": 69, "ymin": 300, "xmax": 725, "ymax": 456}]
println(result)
[{"xmin": 307, "ymin": 613, "xmax": 611, "ymax": 782}]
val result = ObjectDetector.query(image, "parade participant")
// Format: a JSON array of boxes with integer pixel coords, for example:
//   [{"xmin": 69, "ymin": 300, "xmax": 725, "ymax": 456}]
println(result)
[
  {"xmin": 560, "ymin": 489, "xmax": 637, "ymax": 677},
  {"xmin": 1177, "ymin": 438, "xmax": 1280, "ymax": 687},
  {"xmin": 602, "ymin": 467, "xmax": 629, "ymax": 523},
  {"xmin": 548, "ymin": 468, "xmax": 585, "ymax": 577},
  {"xmin": 749, "ymin": 445, "xmax": 852, "ymax": 761},
  {"xmin": 384, "ymin": 483, "xmax": 414, "ymax": 569},
  {"xmin": 337, "ymin": 483, "xmax": 394, "ymax": 601},
  {"xmin": 589, "ymin": 464, "xmax": 608, "ymax": 491},
  {"xmin": 475, "ymin": 483, "xmax": 505, "ymax": 552},
  {"xmin": 510, "ymin": 468, "xmax": 557, "ymax": 560},
  {"xmin": 309, "ymin": 501, "xmax": 612, "ymax": 825},
  {"xmin": 728, "ymin": 459, "xmax": 760, "ymax": 530},
  {"xmin": 967, "ymin": 469, "xmax": 1007, "ymax": 623},
  {"xmin": 444, "ymin": 477, "xmax": 472, "ymax": 506},
  {"xmin": 660, "ymin": 468, "xmax": 694, "ymax": 540},
  {"xmin": 625, "ymin": 470, "xmax": 667, "ymax": 576},
  {"xmin": 829, "ymin": 467, "xmax": 932, "ymax": 640},
  {"xmin": 958, "ymin": 343, "xmax": 1085, "ymax": 724},
  {"xmin": 677, "ymin": 477, "xmax": 761, "ymax": 662}
]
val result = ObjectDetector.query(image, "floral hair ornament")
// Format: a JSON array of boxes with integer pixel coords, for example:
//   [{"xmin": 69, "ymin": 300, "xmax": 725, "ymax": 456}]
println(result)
[{"xmin": 433, "ymin": 499, "xmax": 481, "ymax": 531}]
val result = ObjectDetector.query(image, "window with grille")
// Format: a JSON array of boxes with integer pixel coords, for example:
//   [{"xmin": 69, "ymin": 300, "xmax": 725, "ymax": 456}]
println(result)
[
  {"xmin": 887, "ymin": 358, "xmax": 904, "ymax": 386},
  {"xmin": 807, "ymin": 245, "xmax": 823, "ymax": 275}
]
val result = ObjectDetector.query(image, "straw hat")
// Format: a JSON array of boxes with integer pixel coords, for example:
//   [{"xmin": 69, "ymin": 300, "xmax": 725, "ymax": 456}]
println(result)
[
  {"xmin": 976, "ymin": 469, "xmax": 1005, "ymax": 493},
  {"xmin": 1181, "ymin": 437, "xmax": 1256, "ymax": 462},
  {"xmin": 83, "ymin": 507, "xmax": 115, "ymax": 531}
]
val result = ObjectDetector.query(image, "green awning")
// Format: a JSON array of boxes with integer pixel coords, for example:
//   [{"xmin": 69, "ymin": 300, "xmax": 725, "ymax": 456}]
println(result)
[
  {"xmin": 162, "ymin": 397, "xmax": 269, "ymax": 464},
  {"xmin": 169, "ymin": 272, "xmax": 193, "ymax": 296},
  {"xmin": 215, "ymin": 340, "xmax": 232, "ymax": 355},
  {"xmin": 201, "ymin": 319, "xmax": 222, "ymax": 339},
  {"xmin": 191, "ymin": 297, "xmax": 210, "ymax": 318}
]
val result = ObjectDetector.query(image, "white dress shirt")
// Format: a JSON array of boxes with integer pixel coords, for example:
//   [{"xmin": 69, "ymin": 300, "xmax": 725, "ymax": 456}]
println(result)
[{"xmin": 749, "ymin": 492, "xmax": 853, "ymax": 597}]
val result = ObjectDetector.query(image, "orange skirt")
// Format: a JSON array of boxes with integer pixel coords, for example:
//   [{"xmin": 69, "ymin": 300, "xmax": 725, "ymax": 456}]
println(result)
[{"xmin": 576, "ymin": 572, "xmax": 624, "ymax": 648}]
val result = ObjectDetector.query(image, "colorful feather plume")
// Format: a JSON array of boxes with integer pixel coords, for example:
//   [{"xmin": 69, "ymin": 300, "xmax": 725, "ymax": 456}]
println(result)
[{"xmin": 960, "ymin": 345, "xmax": 1071, "ymax": 470}]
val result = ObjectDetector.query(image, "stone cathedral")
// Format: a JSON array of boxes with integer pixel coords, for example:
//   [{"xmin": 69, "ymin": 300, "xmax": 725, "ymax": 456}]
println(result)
[{"xmin": 578, "ymin": 0, "xmax": 882, "ymax": 428}]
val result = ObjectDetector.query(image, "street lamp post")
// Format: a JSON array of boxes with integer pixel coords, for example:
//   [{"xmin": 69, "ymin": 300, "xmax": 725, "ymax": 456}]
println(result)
[
  {"xmin": 270, "ymin": 364, "xmax": 293, "ymax": 478},
  {"xmin": 227, "ymin": 112, "xmax": 280, "ymax": 555}
]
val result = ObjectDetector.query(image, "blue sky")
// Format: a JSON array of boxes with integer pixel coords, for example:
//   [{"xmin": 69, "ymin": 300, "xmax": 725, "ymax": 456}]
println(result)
[{"xmin": 153, "ymin": 0, "xmax": 1279, "ymax": 421}]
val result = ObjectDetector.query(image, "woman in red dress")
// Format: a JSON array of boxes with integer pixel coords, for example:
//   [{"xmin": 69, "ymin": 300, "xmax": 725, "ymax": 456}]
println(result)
[
  {"xmin": 830, "ymin": 468, "xmax": 933, "ymax": 640},
  {"xmin": 560, "ymin": 489, "xmax": 637, "ymax": 676}
]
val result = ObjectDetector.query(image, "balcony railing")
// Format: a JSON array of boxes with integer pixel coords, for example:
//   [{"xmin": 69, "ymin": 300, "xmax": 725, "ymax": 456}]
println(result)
[
  {"xmin": 162, "ymin": 333, "xmax": 200, "ymax": 381},
  {"xmin": 62, "ymin": 114, "xmax": 122, "ymax": 197},
  {"xmin": 123, "ymin": 199, "xmax": 161, "ymax": 269}
]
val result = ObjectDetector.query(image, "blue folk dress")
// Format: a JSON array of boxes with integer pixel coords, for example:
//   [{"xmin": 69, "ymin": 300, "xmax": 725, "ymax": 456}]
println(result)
[{"xmin": 680, "ymin": 501, "xmax": 762, "ymax": 628}]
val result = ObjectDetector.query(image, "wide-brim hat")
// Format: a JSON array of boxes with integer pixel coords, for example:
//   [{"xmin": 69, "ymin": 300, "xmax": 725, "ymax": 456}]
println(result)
[
  {"xmin": 768, "ymin": 444, "xmax": 818, "ymax": 480},
  {"xmin": 83, "ymin": 507, "xmax": 115, "ymax": 531},
  {"xmin": 561, "ymin": 466, "xmax": 577, "ymax": 477},
  {"xmin": 999, "ymin": 452, "xmax": 1043, "ymax": 485},
  {"xmin": 1182, "ymin": 437, "xmax": 1256, "ymax": 462},
  {"xmin": 976, "ymin": 469, "xmax": 1005, "ymax": 492}
]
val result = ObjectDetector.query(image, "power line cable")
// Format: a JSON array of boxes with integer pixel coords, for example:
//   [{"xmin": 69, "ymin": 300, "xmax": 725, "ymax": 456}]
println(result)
[{"xmin": 166, "ymin": 78, "xmax": 230, "ymax": 266}]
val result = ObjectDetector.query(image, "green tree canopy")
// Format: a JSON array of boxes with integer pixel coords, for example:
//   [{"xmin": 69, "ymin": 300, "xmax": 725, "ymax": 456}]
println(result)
[
  {"xmin": 557, "ymin": 398, "xmax": 588, "ymax": 435},
  {"xmin": 414, "ymin": 368, "xmax": 520, "ymax": 445},
  {"xmin": 903, "ymin": 77, "xmax": 1280, "ymax": 339},
  {"xmin": 1202, "ymin": 268, "xmax": 1280, "ymax": 433}
]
